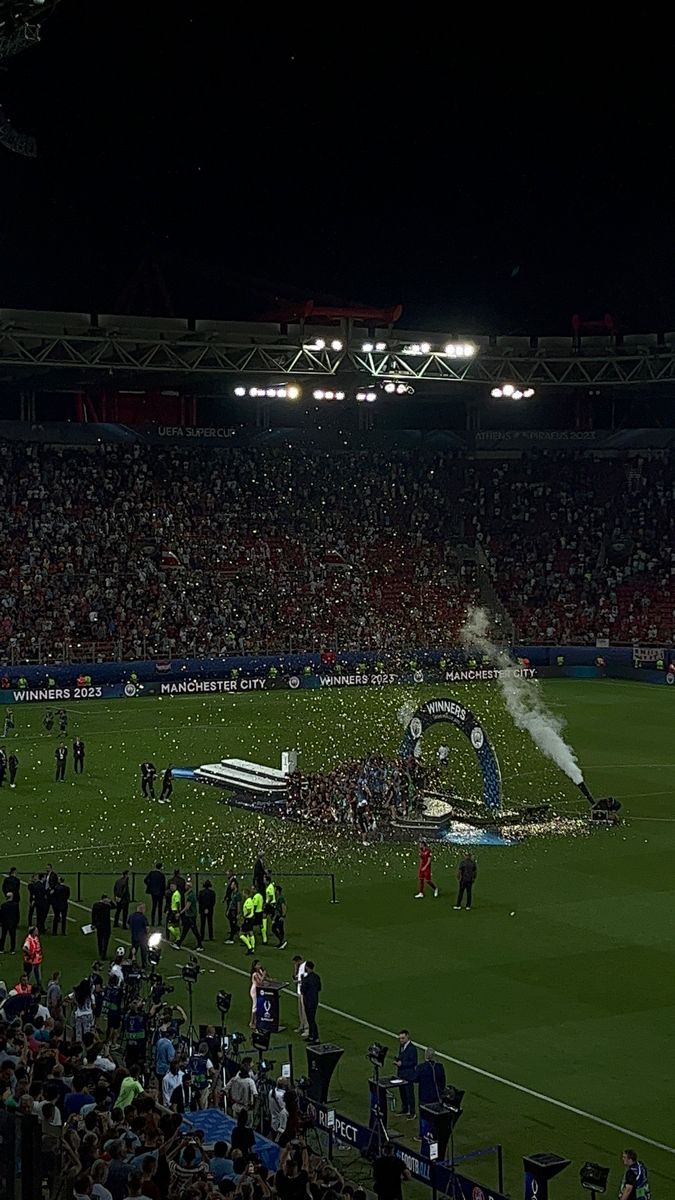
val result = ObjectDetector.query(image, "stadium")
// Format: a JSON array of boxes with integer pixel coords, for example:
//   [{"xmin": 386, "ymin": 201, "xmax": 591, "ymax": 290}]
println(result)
[{"xmin": 0, "ymin": 8, "xmax": 673, "ymax": 1200}]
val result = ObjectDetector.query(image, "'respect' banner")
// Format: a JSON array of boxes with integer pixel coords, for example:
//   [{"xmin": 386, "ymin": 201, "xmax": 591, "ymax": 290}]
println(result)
[{"xmin": 308, "ymin": 1101, "xmax": 507, "ymax": 1200}]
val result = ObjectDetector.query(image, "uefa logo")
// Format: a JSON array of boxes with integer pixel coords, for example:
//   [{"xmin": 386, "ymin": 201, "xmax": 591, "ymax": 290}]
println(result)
[
  {"xmin": 666, "ymin": 672, "xmax": 675, "ymax": 686},
  {"xmin": 289, "ymin": 676, "xmax": 301, "ymax": 689},
  {"xmin": 124, "ymin": 683, "xmax": 137, "ymax": 697},
  {"xmin": 470, "ymin": 726, "xmax": 484, "ymax": 750}
]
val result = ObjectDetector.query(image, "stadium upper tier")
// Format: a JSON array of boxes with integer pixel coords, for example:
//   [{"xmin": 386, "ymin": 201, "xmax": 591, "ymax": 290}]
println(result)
[{"xmin": 0, "ymin": 443, "xmax": 671, "ymax": 663}]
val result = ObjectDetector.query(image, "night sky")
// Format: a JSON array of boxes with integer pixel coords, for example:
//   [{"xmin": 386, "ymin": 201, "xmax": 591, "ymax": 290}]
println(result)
[{"xmin": 2, "ymin": 4, "xmax": 674, "ymax": 332}]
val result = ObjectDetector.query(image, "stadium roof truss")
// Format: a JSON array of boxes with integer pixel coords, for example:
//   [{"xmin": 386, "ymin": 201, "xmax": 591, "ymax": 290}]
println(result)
[{"xmin": 2, "ymin": 313, "xmax": 675, "ymax": 387}]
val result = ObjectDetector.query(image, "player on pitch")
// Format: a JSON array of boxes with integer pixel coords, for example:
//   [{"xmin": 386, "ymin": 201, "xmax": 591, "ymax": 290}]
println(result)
[{"xmin": 414, "ymin": 841, "xmax": 439, "ymax": 899}]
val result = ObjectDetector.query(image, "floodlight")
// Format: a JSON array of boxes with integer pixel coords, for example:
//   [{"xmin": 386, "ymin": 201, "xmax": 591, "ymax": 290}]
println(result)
[
  {"xmin": 420, "ymin": 341, "xmax": 430, "ymax": 353},
  {"xmin": 325, "ymin": 390, "xmax": 334, "ymax": 400},
  {"xmin": 366, "ymin": 1041, "xmax": 387, "ymax": 1067},
  {"xmin": 463, "ymin": 343, "xmax": 476, "ymax": 356},
  {"xmin": 523, "ymin": 387, "xmax": 535, "ymax": 398},
  {"xmin": 314, "ymin": 389, "xmax": 325, "ymax": 400},
  {"xmin": 287, "ymin": 385, "xmax": 300, "ymax": 400},
  {"xmin": 579, "ymin": 1162, "xmax": 609, "ymax": 1193},
  {"xmin": 491, "ymin": 387, "xmax": 502, "ymax": 398},
  {"xmin": 304, "ymin": 338, "xmax": 325, "ymax": 351},
  {"xmin": 148, "ymin": 931, "xmax": 162, "ymax": 950},
  {"xmin": 265, "ymin": 388, "xmax": 275, "ymax": 398},
  {"xmin": 375, "ymin": 341, "xmax": 387, "ymax": 351},
  {"xmin": 362, "ymin": 341, "xmax": 374, "ymax": 352},
  {"xmin": 330, "ymin": 338, "xmax": 343, "ymax": 351},
  {"xmin": 365, "ymin": 392, "xmax": 376, "ymax": 403},
  {"xmin": 234, "ymin": 386, "xmax": 246, "ymax": 397},
  {"xmin": 502, "ymin": 384, "xmax": 515, "ymax": 396},
  {"xmin": 384, "ymin": 382, "xmax": 396, "ymax": 393},
  {"xmin": 441, "ymin": 1084, "xmax": 465, "ymax": 1111},
  {"xmin": 512, "ymin": 389, "xmax": 523, "ymax": 399}
]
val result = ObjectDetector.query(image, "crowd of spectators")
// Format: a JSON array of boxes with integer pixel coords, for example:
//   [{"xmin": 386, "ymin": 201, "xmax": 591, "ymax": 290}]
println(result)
[
  {"xmin": 285, "ymin": 754, "xmax": 428, "ymax": 832},
  {"xmin": 0, "ymin": 865, "xmax": 369, "ymax": 1200},
  {"xmin": 0, "ymin": 441, "xmax": 673, "ymax": 662}
]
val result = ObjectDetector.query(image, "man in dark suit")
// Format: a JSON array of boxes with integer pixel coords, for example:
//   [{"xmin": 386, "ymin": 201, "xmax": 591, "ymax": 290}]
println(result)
[
  {"xmin": 54, "ymin": 744, "xmax": 68, "ymax": 781},
  {"xmin": 198, "ymin": 879, "xmax": 216, "ymax": 942},
  {"xmin": 454, "ymin": 852, "xmax": 477, "ymax": 910},
  {"xmin": 73, "ymin": 737, "xmax": 85, "ymax": 774},
  {"xmin": 301, "ymin": 960, "xmax": 322, "ymax": 1044},
  {"xmin": 51, "ymin": 876, "xmax": 71, "ymax": 935},
  {"xmin": 144, "ymin": 862, "xmax": 166, "ymax": 926},
  {"xmin": 394, "ymin": 1029, "xmax": 418, "ymax": 1118},
  {"xmin": 0, "ymin": 896, "xmax": 20, "ymax": 952},
  {"xmin": 91, "ymin": 893, "xmax": 114, "ymax": 959}
]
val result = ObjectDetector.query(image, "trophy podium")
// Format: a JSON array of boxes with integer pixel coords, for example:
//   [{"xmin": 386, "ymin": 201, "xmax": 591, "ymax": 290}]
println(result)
[
  {"xmin": 305, "ymin": 1043, "xmax": 344, "ymax": 1103},
  {"xmin": 523, "ymin": 1152, "xmax": 571, "ymax": 1200},
  {"xmin": 255, "ymin": 981, "xmax": 286, "ymax": 1034}
]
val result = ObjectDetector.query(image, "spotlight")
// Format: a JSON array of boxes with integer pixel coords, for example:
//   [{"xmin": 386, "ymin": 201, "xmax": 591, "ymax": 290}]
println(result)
[
  {"xmin": 181, "ymin": 958, "xmax": 201, "ymax": 984},
  {"xmin": 325, "ymin": 390, "xmax": 334, "ymax": 400},
  {"xmin": 216, "ymin": 990, "xmax": 232, "ymax": 1015},
  {"xmin": 523, "ymin": 387, "xmax": 535, "ymax": 398},
  {"xmin": 234, "ymin": 386, "xmax": 246, "ymax": 397},
  {"xmin": 287, "ymin": 385, "xmax": 300, "ymax": 400},
  {"xmin": 512, "ymin": 389, "xmax": 523, "ymax": 399},
  {"xmin": 502, "ymin": 384, "xmax": 515, "ymax": 396},
  {"xmin": 265, "ymin": 388, "xmax": 275, "ymax": 398},
  {"xmin": 356, "ymin": 391, "xmax": 377, "ymax": 403},
  {"xmin": 304, "ymin": 338, "xmax": 325, "ymax": 351},
  {"xmin": 330, "ymin": 338, "xmax": 343, "ymax": 351},
  {"xmin": 362, "ymin": 341, "xmax": 374, "ymax": 352},
  {"xmin": 148, "ymin": 931, "xmax": 162, "ymax": 950},
  {"xmin": 384, "ymin": 382, "xmax": 396, "ymax": 393},
  {"xmin": 314, "ymin": 390, "xmax": 325, "ymax": 400},
  {"xmin": 491, "ymin": 387, "xmax": 503, "ymax": 398},
  {"xmin": 375, "ymin": 341, "xmax": 387, "ymax": 351},
  {"xmin": 335, "ymin": 391, "xmax": 345, "ymax": 400},
  {"xmin": 420, "ymin": 341, "xmax": 430, "ymax": 353},
  {"xmin": 441, "ymin": 1085, "xmax": 465, "ymax": 1112},
  {"xmin": 366, "ymin": 1041, "xmax": 387, "ymax": 1067},
  {"xmin": 579, "ymin": 1162, "xmax": 610, "ymax": 1193}
]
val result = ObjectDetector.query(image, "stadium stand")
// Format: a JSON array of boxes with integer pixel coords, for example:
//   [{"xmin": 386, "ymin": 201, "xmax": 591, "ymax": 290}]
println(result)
[{"xmin": 0, "ymin": 442, "xmax": 673, "ymax": 663}]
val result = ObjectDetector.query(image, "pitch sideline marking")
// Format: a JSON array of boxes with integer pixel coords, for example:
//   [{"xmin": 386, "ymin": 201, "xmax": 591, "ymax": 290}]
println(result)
[{"xmin": 40, "ymin": 888, "xmax": 675, "ymax": 1159}]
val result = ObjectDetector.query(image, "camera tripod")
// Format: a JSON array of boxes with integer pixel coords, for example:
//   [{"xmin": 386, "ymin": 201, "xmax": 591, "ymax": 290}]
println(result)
[{"xmin": 184, "ymin": 978, "xmax": 199, "ymax": 1051}]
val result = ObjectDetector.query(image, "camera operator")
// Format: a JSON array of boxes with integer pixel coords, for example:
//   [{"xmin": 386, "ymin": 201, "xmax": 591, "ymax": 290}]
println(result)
[
  {"xmin": 123, "ymin": 997, "xmax": 148, "ymax": 1069},
  {"xmin": 186, "ymin": 1040, "xmax": 216, "ymax": 1110},
  {"xmin": 226, "ymin": 1063, "xmax": 258, "ymax": 1117},
  {"xmin": 154, "ymin": 1022, "xmax": 176, "ymax": 1088},
  {"xmin": 101, "ymin": 951, "xmax": 126, "ymax": 1040}
]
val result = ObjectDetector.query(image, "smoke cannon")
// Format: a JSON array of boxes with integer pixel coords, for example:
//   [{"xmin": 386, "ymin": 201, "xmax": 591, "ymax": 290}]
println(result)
[
  {"xmin": 577, "ymin": 780, "xmax": 622, "ymax": 821},
  {"xmin": 577, "ymin": 780, "xmax": 595, "ymax": 805}
]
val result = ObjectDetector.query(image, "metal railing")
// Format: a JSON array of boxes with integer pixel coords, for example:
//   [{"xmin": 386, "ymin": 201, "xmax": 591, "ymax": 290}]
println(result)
[{"xmin": 19, "ymin": 868, "xmax": 338, "ymax": 906}]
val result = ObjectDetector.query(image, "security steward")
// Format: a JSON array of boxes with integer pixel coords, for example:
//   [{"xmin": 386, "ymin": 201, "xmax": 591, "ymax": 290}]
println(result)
[{"xmin": 619, "ymin": 1150, "xmax": 651, "ymax": 1200}]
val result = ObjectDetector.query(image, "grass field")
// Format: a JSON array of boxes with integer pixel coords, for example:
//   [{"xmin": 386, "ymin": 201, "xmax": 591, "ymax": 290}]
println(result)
[{"xmin": 2, "ymin": 679, "xmax": 674, "ymax": 1199}]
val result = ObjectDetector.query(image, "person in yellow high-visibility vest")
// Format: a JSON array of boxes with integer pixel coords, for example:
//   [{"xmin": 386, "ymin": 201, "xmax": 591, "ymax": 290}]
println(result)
[
  {"xmin": 262, "ymin": 873, "xmax": 276, "ymax": 945},
  {"xmin": 239, "ymin": 889, "xmax": 256, "ymax": 955}
]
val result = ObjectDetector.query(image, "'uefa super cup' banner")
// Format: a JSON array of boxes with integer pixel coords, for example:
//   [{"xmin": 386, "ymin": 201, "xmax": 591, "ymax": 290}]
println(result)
[{"xmin": 309, "ymin": 1102, "xmax": 507, "ymax": 1200}]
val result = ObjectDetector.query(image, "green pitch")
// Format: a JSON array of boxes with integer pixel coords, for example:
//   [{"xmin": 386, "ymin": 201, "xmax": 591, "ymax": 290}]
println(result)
[{"xmin": 2, "ymin": 679, "xmax": 674, "ymax": 1199}]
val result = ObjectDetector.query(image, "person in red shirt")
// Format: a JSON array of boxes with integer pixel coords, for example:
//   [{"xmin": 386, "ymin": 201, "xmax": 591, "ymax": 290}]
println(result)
[
  {"xmin": 414, "ymin": 842, "xmax": 438, "ymax": 899},
  {"xmin": 22, "ymin": 927, "xmax": 43, "ymax": 989}
]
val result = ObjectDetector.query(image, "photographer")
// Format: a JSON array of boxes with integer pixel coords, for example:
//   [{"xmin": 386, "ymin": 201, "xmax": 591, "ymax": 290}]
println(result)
[
  {"xmin": 269, "ymin": 1075, "xmax": 289, "ymax": 1139},
  {"xmin": 122, "ymin": 998, "xmax": 148, "ymax": 1069},
  {"xmin": 186, "ymin": 1040, "xmax": 215, "ymax": 1109}
]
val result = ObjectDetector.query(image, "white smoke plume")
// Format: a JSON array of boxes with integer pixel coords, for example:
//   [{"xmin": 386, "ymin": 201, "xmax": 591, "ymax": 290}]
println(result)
[{"xmin": 459, "ymin": 607, "xmax": 583, "ymax": 785}]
